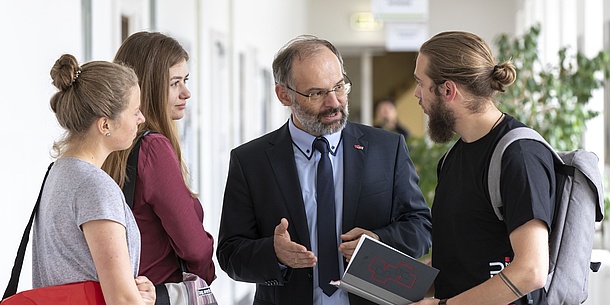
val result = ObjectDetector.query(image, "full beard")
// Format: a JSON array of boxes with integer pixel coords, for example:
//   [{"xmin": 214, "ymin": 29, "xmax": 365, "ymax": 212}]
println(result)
[
  {"xmin": 428, "ymin": 95, "xmax": 456, "ymax": 143},
  {"xmin": 291, "ymin": 99, "xmax": 349, "ymax": 135}
]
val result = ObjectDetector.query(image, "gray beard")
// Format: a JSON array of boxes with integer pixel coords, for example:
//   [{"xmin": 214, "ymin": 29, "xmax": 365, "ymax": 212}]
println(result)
[{"xmin": 291, "ymin": 99, "xmax": 349, "ymax": 135}]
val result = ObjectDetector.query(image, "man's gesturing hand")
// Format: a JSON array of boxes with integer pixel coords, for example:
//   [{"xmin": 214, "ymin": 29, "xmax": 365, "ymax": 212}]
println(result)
[{"xmin": 274, "ymin": 218, "xmax": 317, "ymax": 268}]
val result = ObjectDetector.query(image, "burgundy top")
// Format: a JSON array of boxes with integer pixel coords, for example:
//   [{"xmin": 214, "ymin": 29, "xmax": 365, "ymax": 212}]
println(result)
[{"xmin": 133, "ymin": 133, "xmax": 215, "ymax": 284}]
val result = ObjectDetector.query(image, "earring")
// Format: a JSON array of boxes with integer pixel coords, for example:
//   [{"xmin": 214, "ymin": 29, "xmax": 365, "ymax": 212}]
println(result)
[{"xmin": 105, "ymin": 132, "xmax": 111, "ymax": 137}]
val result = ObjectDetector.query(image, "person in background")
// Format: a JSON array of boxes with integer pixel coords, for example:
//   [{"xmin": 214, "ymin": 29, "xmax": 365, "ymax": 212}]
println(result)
[
  {"xmin": 102, "ymin": 32, "xmax": 216, "ymax": 287},
  {"xmin": 373, "ymin": 98, "xmax": 410, "ymax": 139},
  {"xmin": 217, "ymin": 34, "xmax": 432, "ymax": 305},
  {"xmin": 412, "ymin": 31, "xmax": 554, "ymax": 305},
  {"xmin": 33, "ymin": 54, "xmax": 153, "ymax": 305}
]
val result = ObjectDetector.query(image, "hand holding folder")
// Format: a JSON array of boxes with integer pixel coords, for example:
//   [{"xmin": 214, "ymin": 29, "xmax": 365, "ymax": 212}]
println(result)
[{"xmin": 331, "ymin": 235, "xmax": 438, "ymax": 305}]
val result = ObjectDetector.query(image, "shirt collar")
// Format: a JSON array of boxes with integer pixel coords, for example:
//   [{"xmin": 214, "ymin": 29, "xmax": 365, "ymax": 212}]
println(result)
[{"xmin": 289, "ymin": 116, "xmax": 342, "ymax": 160}]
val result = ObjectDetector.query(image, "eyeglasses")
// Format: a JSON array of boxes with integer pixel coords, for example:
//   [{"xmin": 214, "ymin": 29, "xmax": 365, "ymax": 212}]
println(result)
[{"xmin": 285, "ymin": 75, "xmax": 352, "ymax": 103}]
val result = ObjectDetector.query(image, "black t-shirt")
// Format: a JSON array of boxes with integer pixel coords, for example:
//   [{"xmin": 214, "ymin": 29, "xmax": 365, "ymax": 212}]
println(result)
[{"xmin": 432, "ymin": 115, "xmax": 555, "ymax": 305}]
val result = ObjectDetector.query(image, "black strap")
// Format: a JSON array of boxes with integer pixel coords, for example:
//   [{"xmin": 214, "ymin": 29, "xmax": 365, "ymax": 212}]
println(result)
[
  {"xmin": 124, "ymin": 131, "xmax": 190, "ymax": 277},
  {"xmin": 124, "ymin": 131, "xmax": 153, "ymax": 209},
  {"xmin": 2, "ymin": 162, "xmax": 54, "ymax": 300},
  {"xmin": 153, "ymin": 283, "xmax": 170, "ymax": 305},
  {"xmin": 179, "ymin": 257, "xmax": 188, "ymax": 273}
]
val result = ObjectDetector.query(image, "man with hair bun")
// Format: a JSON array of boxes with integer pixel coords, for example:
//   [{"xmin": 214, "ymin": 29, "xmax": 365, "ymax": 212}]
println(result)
[{"xmin": 412, "ymin": 31, "xmax": 554, "ymax": 305}]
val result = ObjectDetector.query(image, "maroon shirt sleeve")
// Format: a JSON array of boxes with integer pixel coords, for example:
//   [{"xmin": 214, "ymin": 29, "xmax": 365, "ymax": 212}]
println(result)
[{"xmin": 135, "ymin": 133, "xmax": 215, "ymax": 284}]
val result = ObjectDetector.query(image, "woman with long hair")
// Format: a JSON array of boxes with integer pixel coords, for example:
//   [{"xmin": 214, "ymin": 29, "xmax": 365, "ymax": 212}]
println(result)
[{"xmin": 102, "ymin": 32, "xmax": 215, "ymax": 287}]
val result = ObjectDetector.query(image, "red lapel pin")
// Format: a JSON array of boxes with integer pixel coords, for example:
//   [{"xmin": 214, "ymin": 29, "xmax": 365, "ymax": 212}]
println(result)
[{"xmin": 354, "ymin": 144, "xmax": 364, "ymax": 150}]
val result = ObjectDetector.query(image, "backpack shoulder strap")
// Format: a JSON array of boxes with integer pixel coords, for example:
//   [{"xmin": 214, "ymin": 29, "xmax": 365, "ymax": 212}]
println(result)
[
  {"xmin": 124, "ymin": 130, "xmax": 153, "ymax": 210},
  {"xmin": 488, "ymin": 127, "xmax": 562, "ymax": 220}
]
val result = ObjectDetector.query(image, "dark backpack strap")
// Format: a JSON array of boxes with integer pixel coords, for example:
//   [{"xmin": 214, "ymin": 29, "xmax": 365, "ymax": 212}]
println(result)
[
  {"xmin": 123, "ymin": 131, "xmax": 190, "ymax": 278},
  {"xmin": 124, "ymin": 130, "xmax": 153, "ymax": 209},
  {"xmin": 154, "ymin": 283, "xmax": 171, "ymax": 305},
  {"xmin": 3, "ymin": 162, "xmax": 54, "ymax": 300}
]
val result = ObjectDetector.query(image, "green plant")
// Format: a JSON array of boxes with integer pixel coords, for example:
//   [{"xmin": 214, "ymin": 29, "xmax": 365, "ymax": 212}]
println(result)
[
  {"xmin": 496, "ymin": 24, "xmax": 610, "ymax": 221},
  {"xmin": 406, "ymin": 136, "xmax": 454, "ymax": 206},
  {"xmin": 407, "ymin": 24, "xmax": 610, "ymax": 208},
  {"xmin": 495, "ymin": 24, "xmax": 610, "ymax": 150}
]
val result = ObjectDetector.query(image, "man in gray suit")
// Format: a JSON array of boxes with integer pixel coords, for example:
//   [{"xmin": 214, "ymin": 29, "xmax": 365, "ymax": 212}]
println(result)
[{"xmin": 217, "ymin": 35, "xmax": 432, "ymax": 305}]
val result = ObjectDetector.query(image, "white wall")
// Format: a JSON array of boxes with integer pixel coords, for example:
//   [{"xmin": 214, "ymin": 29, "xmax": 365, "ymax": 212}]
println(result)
[
  {"xmin": 428, "ymin": 0, "xmax": 516, "ymax": 51},
  {"xmin": 0, "ymin": 0, "xmax": 82, "ymax": 293}
]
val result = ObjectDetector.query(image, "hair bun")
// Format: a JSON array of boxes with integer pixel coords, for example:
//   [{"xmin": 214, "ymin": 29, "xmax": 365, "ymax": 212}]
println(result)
[
  {"xmin": 50, "ymin": 54, "xmax": 81, "ymax": 91},
  {"xmin": 490, "ymin": 61, "xmax": 516, "ymax": 92}
]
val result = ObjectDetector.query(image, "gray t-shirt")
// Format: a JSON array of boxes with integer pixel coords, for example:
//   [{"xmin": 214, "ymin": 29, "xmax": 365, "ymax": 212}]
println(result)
[{"xmin": 32, "ymin": 158, "xmax": 141, "ymax": 287}]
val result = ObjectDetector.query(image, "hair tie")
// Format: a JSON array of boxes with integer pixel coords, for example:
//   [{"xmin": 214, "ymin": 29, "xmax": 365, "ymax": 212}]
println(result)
[
  {"xmin": 72, "ymin": 69, "xmax": 82, "ymax": 84},
  {"xmin": 493, "ymin": 65, "xmax": 501, "ymax": 72}
]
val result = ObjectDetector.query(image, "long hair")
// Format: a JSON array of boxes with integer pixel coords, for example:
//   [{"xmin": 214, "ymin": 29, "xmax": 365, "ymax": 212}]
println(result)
[
  {"xmin": 102, "ymin": 31, "xmax": 195, "ymax": 196},
  {"xmin": 50, "ymin": 54, "xmax": 137, "ymax": 157},
  {"xmin": 419, "ymin": 31, "xmax": 516, "ymax": 112}
]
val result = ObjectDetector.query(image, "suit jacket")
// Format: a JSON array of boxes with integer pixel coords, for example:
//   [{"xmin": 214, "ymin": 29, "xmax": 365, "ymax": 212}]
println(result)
[{"xmin": 217, "ymin": 121, "xmax": 432, "ymax": 305}]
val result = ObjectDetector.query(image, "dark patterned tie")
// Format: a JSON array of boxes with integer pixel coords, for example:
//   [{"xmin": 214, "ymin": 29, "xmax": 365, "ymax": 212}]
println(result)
[{"xmin": 313, "ymin": 137, "xmax": 339, "ymax": 296}]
